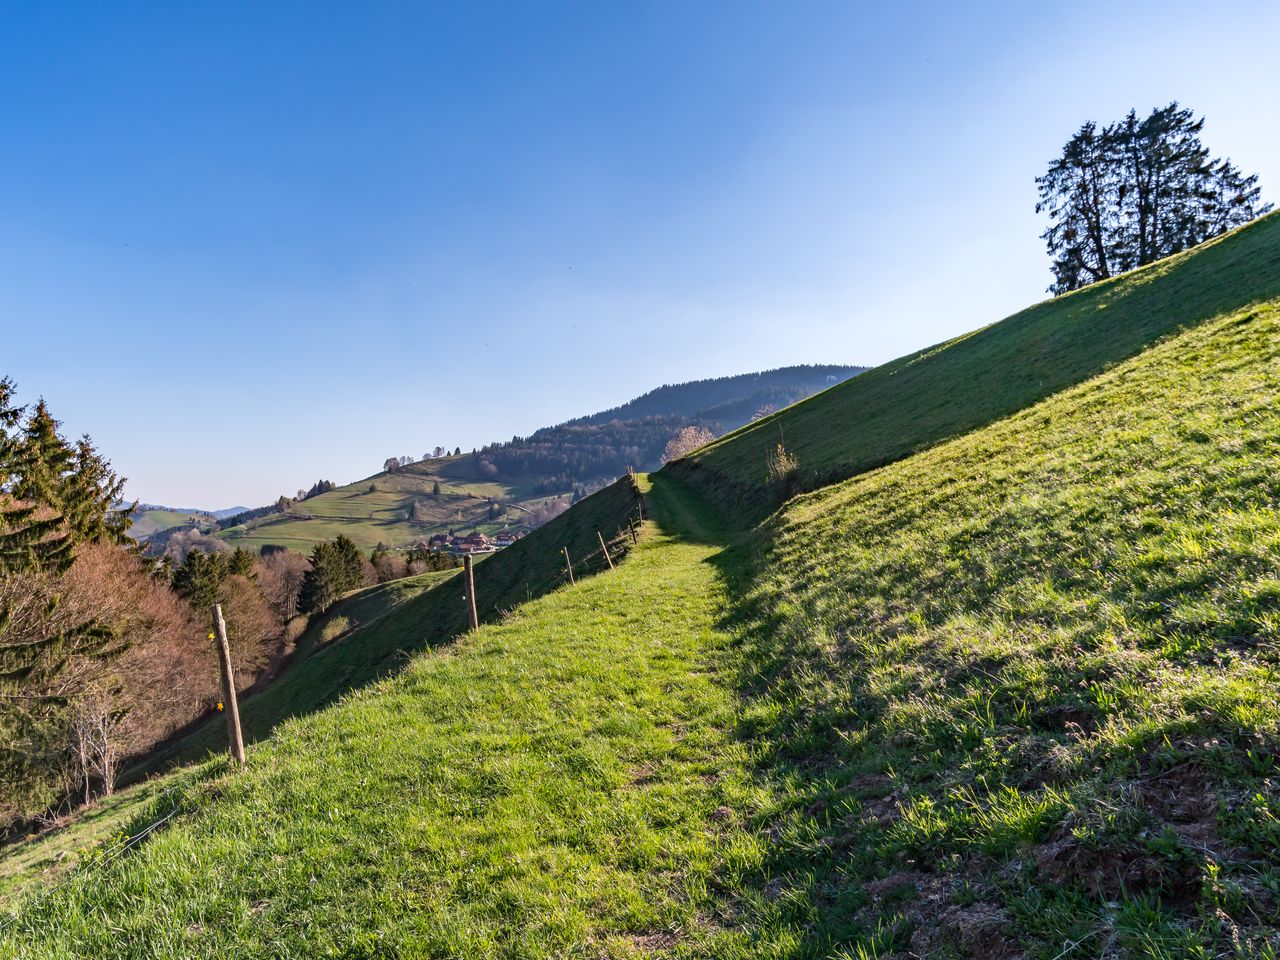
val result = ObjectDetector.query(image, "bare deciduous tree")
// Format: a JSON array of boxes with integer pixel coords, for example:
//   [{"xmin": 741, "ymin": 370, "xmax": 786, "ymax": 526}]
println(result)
[{"xmin": 660, "ymin": 426, "xmax": 716, "ymax": 464}]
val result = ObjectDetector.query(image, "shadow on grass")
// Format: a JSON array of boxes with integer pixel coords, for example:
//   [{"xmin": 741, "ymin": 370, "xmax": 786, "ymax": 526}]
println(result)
[{"xmin": 668, "ymin": 445, "xmax": 1280, "ymax": 957}]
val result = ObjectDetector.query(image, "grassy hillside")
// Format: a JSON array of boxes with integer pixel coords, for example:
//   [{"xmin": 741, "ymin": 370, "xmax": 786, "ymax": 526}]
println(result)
[
  {"xmin": 0, "ymin": 476, "xmax": 763, "ymax": 957},
  {"xmin": 6, "ymin": 222, "xmax": 1280, "ymax": 956},
  {"xmin": 0, "ymin": 478, "xmax": 645, "ymax": 908},
  {"xmin": 139, "ymin": 476, "xmax": 643, "ymax": 776},
  {"xmin": 725, "ymin": 297, "xmax": 1280, "ymax": 955},
  {"xmin": 217, "ymin": 455, "xmax": 562, "ymax": 554},
  {"xmin": 671, "ymin": 211, "xmax": 1280, "ymax": 523},
  {"xmin": 130, "ymin": 507, "xmax": 212, "ymax": 539}
]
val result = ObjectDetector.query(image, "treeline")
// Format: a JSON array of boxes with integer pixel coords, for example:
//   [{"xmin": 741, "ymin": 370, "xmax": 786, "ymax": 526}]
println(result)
[
  {"xmin": 476, "ymin": 368, "xmax": 862, "ymax": 489},
  {"xmin": 0, "ymin": 378, "xmax": 455, "ymax": 833},
  {"xmin": 0, "ymin": 380, "xmax": 243, "ymax": 828},
  {"xmin": 216, "ymin": 479, "xmax": 330, "ymax": 533},
  {"xmin": 216, "ymin": 501, "xmax": 283, "ymax": 531},
  {"xmin": 297, "ymin": 480, "xmax": 335, "ymax": 501}
]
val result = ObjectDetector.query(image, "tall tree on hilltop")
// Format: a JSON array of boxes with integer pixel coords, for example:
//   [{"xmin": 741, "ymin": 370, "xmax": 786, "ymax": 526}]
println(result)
[{"xmin": 1037, "ymin": 102, "xmax": 1269, "ymax": 294}]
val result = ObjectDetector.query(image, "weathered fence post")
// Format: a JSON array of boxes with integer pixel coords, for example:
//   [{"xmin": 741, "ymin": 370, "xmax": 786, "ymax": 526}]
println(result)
[
  {"xmin": 210, "ymin": 604, "xmax": 245, "ymax": 766},
  {"xmin": 463, "ymin": 554, "xmax": 479, "ymax": 630},
  {"xmin": 637, "ymin": 498, "xmax": 645, "ymax": 522},
  {"xmin": 627, "ymin": 518, "xmax": 638, "ymax": 544},
  {"xmin": 597, "ymin": 531, "xmax": 614, "ymax": 570},
  {"xmin": 563, "ymin": 546, "xmax": 575, "ymax": 584}
]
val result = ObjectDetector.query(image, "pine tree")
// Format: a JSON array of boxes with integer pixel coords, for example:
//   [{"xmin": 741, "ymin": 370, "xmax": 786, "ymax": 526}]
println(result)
[
  {"xmin": 171, "ymin": 549, "xmax": 229, "ymax": 608},
  {"xmin": 298, "ymin": 537, "xmax": 366, "ymax": 615},
  {"xmin": 0, "ymin": 382, "xmax": 123, "ymax": 815},
  {"xmin": 229, "ymin": 547, "xmax": 255, "ymax": 578}
]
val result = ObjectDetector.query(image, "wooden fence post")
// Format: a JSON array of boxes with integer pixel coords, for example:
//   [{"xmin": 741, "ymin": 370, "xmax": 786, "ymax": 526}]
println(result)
[
  {"xmin": 637, "ymin": 498, "xmax": 645, "ymax": 522},
  {"xmin": 563, "ymin": 546, "xmax": 575, "ymax": 584},
  {"xmin": 463, "ymin": 554, "xmax": 479, "ymax": 630},
  {"xmin": 210, "ymin": 604, "xmax": 245, "ymax": 766},
  {"xmin": 597, "ymin": 531, "xmax": 614, "ymax": 570},
  {"xmin": 627, "ymin": 518, "xmax": 638, "ymax": 544}
]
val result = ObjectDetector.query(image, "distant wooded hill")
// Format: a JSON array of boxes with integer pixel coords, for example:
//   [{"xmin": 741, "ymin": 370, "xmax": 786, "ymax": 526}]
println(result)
[
  {"xmin": 138, "ymin": 364, "xmax": 863, "ymax": 554},
  {"xmin": 477, "ymin": 365, "xmax": 863, "ymax": 493}
]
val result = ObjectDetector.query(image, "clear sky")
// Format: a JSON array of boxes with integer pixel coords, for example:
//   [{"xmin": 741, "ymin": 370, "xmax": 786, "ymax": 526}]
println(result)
[{"xmin": 3, "ymin": 1, "xmax": 1277, "ymax": 507}]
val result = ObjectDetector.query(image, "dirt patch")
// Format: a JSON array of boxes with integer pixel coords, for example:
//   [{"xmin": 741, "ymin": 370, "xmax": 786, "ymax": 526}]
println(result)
[
  {"xmin": 1033, "ymin": 832, "xmax": 1201, "ymax": 908},
  {"xmin": 1031, "ymin": 704, "xmax": 1097, "ymax": 736},
  {"xmin": 626, "ymin": 930, "xmax": 683, "ymax": 951},
  {"xmin": 1138, "ymin": 763, "xmax": 1217, "ymax": 829},
  {"xmin": 864, "ymin": 871, "xmax": 924, "ymax": 903},
  {"xmin": 932, "ymin": 902, "xmax": 1022, "ymax": 959},
  {"xmin": 859, "ymin": 872, "xmax": 1022, "ymax": 959},
  {"xmin": 842, "ymin": 773, "xmax": 894, "ymax": 794},
  {"xmin": 625, "ymin": 763, "xmax": 657, "ymax": 787}
]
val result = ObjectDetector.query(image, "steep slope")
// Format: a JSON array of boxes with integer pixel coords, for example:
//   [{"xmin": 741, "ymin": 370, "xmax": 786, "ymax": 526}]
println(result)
[
  {"xmin": 7, "ymin": 221, "xmax": 1280, "ymax": 957},
  {"xmin": 671, "ymin": 211, "xmax": 1280, "ymax": 523},
  {"xmin": 723, "ymin": 296, "xmax": 1280, "ymax": 954}
]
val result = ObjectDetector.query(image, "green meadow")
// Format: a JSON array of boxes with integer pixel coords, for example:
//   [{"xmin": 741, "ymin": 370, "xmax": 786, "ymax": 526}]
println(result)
[
  {"xmin": 5, "ymin": 214, "xmax": 1280, "ymax": 956},
  {"xmin": 131, "ymin": 508, "xmax": 213, "ymax": 539}
]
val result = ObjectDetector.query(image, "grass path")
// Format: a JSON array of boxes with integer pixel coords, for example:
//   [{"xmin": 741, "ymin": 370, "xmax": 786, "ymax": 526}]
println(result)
[{"xmin": 0, "ymin": 474, "xmax": 773, "ymax": 959}]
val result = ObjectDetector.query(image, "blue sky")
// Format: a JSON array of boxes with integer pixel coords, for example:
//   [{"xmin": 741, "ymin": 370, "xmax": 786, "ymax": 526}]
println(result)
[{"xmin": 3, "ymin": 1, "xmax": 1277, "ymax": 507}]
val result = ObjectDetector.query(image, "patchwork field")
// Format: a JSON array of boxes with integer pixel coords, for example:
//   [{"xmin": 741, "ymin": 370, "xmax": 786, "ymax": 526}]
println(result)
[{"xmin": 217, "ymin": 457, "xmax": 566, "ymax": 554}]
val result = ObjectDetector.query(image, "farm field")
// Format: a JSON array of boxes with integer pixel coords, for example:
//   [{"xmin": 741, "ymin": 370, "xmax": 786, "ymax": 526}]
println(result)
[{"xmin": 217, "ymin": 457, "xmax": 565, "ymax": 554}]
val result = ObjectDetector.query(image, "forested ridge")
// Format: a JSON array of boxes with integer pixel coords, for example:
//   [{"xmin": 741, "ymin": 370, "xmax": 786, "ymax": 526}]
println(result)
[{"xmin": 477, "ymin": 364, "xmax": 862, "ymax": 491}]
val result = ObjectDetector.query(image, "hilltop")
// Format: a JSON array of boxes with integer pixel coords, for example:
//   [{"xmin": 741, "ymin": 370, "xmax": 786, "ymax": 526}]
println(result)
[
  {"xmin": 5, "ymin": 214, "xmax": 1280, "ymax": 957},
  {"xmin": 671, "ymin": 213, "xmax": 1280, "ymax": 523}
]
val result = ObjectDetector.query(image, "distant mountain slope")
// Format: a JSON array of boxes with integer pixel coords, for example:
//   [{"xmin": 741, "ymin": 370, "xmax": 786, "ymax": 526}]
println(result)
[
  {"xmin": 670, "ymin": 211, "xmax": 1280, "ymax": 523},
  {"xmin": 570, "ymin": 365, "xmax": 859, "ymax": 425},
  {"xmin": 478, "ymin": 364, "xmax": 863, "ymax": 491},
  {"xmin": 128, "ymin": 504, "xmax": 251, "ymax": 540},
  {"xmin": 211, "ymin": 363, "xmax": 862, "ymax": 555}
]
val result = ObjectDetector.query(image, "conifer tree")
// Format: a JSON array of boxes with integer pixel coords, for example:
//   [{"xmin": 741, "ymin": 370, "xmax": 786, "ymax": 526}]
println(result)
[
  {"xmin": 1036, "ymin": 102, "xmax": 1270, "ymax": 293},
  {"xmin": 297, "ymin": 536, "xmax": 366, "ymax": 615},
  {"xmin": 171, "ymin": 549, "xmax": 229, "ymax": 608},
  {"xmin": 0, "ymin": 382, "xmax": 122, "ymax": 812}
]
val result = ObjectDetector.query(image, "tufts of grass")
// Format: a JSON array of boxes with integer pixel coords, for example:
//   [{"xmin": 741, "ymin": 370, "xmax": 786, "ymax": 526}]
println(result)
[{"xmin": 726, "ymin": 298, "xmax": 1280, "ymax": 954}]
